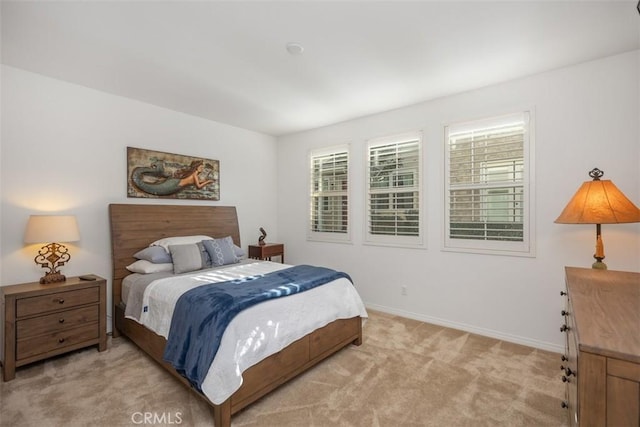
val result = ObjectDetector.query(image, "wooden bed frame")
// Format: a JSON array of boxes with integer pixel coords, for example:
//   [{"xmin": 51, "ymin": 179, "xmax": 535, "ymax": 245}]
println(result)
[{"xmin": 109, "ymin": 204, "xmax": 362, "ymax": 427}]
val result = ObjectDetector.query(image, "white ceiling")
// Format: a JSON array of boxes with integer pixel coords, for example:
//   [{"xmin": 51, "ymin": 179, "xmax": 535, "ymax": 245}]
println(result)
[{"xmin": 2, "ymin": 1, "xmax": 638, "ymax": 136}]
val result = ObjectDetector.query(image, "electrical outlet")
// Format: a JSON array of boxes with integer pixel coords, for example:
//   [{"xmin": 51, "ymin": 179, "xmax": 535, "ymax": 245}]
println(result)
[{"xmin": 401, "ymin": 285, "xmax": 407, "ymax": 296}]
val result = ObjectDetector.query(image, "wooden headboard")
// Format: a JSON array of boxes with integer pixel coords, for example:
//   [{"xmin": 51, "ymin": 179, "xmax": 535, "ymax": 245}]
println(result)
[{"xmin": 109, "ymin": 204, "xmax": 241, "ymax": 308}]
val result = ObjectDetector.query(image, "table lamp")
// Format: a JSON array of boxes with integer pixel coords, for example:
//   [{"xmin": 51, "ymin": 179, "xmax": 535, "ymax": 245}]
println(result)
[
  {"xmin": 555, "ymin": 168, "xmax": 640, "ymax": 269},
  {"xmin": 24, "ymin": 215, "xmax": 80, "ymax": 283}
]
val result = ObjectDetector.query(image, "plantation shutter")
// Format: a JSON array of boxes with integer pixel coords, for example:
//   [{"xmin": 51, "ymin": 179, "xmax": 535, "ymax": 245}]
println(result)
[
  {"xmin": 446, "ymin": 112, "xmax": 529, "ymax": 246},
  {"xmin": 309, "ymin": 148, "xmax": 349, "ymax": 236},
  {"xmin": 367, "ymin": 133, "xmax": 421, "ymax": 244}
]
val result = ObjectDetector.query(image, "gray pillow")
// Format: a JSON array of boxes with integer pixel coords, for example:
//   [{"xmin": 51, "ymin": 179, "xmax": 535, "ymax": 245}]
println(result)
[
  {"xmin": 233, "ymin": 244, "xmax": 246, "ymax": 259},
  {"xmin": 133, "ymin": 246, "xmax": 172, "ymax": 264},
  {"xmin": 169, "ymin": 243, "xmax": 210, "ymax": 274},
  {"xmin": 203, "ymin": 237, "xmax": 239, "ymax": 266},
  {"xmin": 197, "ymin": 241, "xmax": 212, "ymax": 268}
]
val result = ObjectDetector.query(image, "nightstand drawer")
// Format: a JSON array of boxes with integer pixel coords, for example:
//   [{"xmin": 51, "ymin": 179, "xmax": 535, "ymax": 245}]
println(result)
[
  {"xmin": 16, "ymin": 305, "xmax": 99, "ymax": 339},
  {"xmin": 16, "ymin": 287, "xmax": 99, "ymax": 317},
  {"xmin": 261, "ymin": 244, "xmax": 284, "ymax": 257},
  {"xmin": 16, "ymin": 324, "xmax": 99, "ymax": 360}
]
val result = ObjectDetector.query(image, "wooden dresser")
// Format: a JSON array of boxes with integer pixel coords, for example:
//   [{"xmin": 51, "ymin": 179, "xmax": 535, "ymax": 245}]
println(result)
[
  {"xmin": 1, "ymin": 275, "xmax": 107, "ymax": 381},
  {"xmin": 561, "ymin": 267, "xmax": 640, "ymax": 426}
]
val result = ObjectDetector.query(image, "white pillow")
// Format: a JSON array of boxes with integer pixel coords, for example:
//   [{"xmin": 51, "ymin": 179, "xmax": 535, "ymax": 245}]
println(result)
[
  {"xmin": 126, "ymin": 260, "xmax": 173, "ymax": 274},
  {"xmin": 150, "ymin": 235, "xmax": 214, "ymax": 252}
]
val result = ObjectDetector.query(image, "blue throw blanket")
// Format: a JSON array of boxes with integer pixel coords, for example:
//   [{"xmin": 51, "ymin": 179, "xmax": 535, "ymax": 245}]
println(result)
[{"xmin": 163, "ymin": 264, "xmax": 352, "ymax": 391}]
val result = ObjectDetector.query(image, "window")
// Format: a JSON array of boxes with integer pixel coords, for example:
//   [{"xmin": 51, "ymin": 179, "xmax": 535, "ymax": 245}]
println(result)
[
  {"xmin": 366, "ymin": 132, "xmax": 423, "ymax": 246},
  {"xmin": 309, "ymin": 146, "xmax": 350, "ymax": 242},
  {"xmin": 444, "ymin": 111, "xmax": 535, "ymax": 256}
]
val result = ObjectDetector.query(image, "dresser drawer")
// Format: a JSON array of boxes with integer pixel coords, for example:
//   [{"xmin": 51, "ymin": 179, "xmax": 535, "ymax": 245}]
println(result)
[
  {"xmin": 608, "ymin": 358, "xmax": 640, "ymax": 382},
  {"xmin": 566, "ymin": 308, "xmax": 579, "ymax": 426},
  {"xmin": 16, "ymin": 305, "xmax": 99, "ymax": 339},
  {"xmin": 16, "ymin": 287, "xmax": 99, "ymax": 317},
  {"xmin": 16, "ymin": 324, "xmax": 99, "ymax": 360}
]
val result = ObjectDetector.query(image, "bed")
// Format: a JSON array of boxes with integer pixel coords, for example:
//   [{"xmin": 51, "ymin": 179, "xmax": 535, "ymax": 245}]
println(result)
[{"xmin": 109, "ymin": 204, "xmax": 366, "ymax": 427}]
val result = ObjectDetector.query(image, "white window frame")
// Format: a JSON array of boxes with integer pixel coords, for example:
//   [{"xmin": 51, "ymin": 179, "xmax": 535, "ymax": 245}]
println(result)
[
  {"xmin": 443, "ymin": 111, "xmax": 535, "ymax": 257},
  {"xmin": 365, "ymin": 131, "xmax": 424, "ymax": 247},
  {"xmin": 308, "ymin": 144, "xmax": 351, "ymax": 243}
]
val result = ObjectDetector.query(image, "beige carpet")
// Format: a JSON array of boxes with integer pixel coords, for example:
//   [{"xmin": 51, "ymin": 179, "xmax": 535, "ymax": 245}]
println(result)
[{"xmin": 1, "ymin": 310, "xmax": 567, "ymax": 426}]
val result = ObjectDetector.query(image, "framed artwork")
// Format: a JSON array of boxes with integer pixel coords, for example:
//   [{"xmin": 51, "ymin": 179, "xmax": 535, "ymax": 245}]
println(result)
[{"xmin": 127, "ymin": 147, "xmax": 220, "ymax": 200}]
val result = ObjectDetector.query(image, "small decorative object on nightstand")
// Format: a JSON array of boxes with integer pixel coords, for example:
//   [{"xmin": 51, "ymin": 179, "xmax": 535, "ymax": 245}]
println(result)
[
  {"xmin": 258, "ymin": 227, "xmax": 267, "ymax": 246},
  {"xmin": 248, "ymin": 243, "xmax": 284, "ymax": 263},
  {"xmin": 1, "ymin": 275, "xmax": 107, "ymax": 381}
]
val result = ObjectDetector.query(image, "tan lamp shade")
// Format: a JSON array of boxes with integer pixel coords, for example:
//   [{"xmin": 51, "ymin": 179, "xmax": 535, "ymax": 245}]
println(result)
[
  {"xmin": 24, "ymin": 215, "xmax": 80, "ymax": 244},
  {"xmin": 555, "ymin": 168, "xmax": 640, "ymax": 270},
  {"xmin": 555, "ymin": 179, "xmax": 640, "ymax": 225}
]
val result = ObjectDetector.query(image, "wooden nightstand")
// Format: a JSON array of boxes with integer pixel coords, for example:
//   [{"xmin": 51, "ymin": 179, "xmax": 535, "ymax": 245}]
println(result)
[
  {"xmin": 1, "ymin": 275, "xmax": 107, "ymax": 381},
  {"xmin": 248, "ymin": 243, "xmax": 285, "ymax": 263}
]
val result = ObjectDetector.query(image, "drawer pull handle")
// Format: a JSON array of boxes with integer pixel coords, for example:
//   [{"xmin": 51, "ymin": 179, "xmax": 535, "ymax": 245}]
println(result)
[
  {"xmin": 57, "ymin": 298, "xmax": 65, "ymax": 304},
  {"xmin": 561, "ymin": 355, "xmax": 568, "ymax": 362},
  {"xmin": 561, "ymin": 401, "xmax": 568, "ymax": 409},
  {"xmin": 560, "ymin": 325, "xmax": 570, "ymax": 332},
  {"xmin": 58, "ymin": 338, "xmax": 65, "ymax": 344},
  {"xmin": 560, "ymin": 291, "xmax": 567, "ymax": 296},
  {"xmin": 58, "ymin": 318, "xmax": 65, "ymax": 324},
  {"xmin": 562, "ymin": 375, "xmax": 570, "ymax": 383},
  {"xmin": 561, "ymin": 310, "xmax": 569, "ymax": 316},
  {"xmin": 564, "ymin": 367, "xmax": 575, "ymax": 377}
]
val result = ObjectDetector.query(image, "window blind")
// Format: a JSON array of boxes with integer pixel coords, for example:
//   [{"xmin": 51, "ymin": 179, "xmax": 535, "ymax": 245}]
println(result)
[
  {"xmin": 309, "ymin": 149, "xmax": 349, "ymax": 235},
  {"xmin": 367, "ymin": 136, "xmax": 421, "ymax": 239},
  {"xmin": 446, "ymin": 115, "xmax": 526, "ymax": 243}
]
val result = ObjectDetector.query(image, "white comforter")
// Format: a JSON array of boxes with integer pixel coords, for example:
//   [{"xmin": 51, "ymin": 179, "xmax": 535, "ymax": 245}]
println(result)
[{"xmin": 126, "ymin": 261, "xmax": 368, "ymax": 404}]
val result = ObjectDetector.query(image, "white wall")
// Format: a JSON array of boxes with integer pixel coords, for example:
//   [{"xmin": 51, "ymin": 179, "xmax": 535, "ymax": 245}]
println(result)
[
  {"xmin": 0, "ymin": 66, "xmax": 279, "ymax": 326},
  {"xmin": 2, "ymin": 52, "xmax": 638, "ymax": 351},
  {"xmin": 276, "ymin": 51, "xmax": 640, "ymax": 352}
]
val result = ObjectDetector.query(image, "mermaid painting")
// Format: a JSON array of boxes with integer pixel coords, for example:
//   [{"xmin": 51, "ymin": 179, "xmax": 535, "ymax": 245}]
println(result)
[{"xmin": 127, "ymin": 147, "xmax": 220, "ymax": 200}]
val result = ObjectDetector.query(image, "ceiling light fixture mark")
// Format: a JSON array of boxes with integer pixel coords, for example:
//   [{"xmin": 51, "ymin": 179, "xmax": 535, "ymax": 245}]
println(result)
[{"xmin": 286, "ymin": 42, "xmax": 304, "ymax": 56}]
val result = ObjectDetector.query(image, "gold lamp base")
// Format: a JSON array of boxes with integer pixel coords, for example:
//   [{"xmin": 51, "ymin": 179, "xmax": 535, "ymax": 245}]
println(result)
[
  {"xmin": 34, "ymin": 242, "xmax": 71, "ymax": 285},
  {"xmin": 592, "ymin": 259, "xmax": 607, "ymax": 270},
  {"xmin": 591, "ymin": 226, "xmax": 607, "ymax": 270}
]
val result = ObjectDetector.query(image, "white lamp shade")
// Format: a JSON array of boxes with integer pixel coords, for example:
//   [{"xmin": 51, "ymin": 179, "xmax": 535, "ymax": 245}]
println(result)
[{"xmin": 24, "ymin": 215, "xmax": 80, "ymax": 244}]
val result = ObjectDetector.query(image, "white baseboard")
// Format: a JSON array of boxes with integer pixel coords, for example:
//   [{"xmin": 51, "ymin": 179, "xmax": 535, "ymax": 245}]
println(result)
[{"xmin": 364, "ymin": 303, "xmax": 564, "ymax": 354}]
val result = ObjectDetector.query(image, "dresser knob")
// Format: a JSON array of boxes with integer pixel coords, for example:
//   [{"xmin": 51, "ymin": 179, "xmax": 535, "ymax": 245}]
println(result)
[
  {"xmin": 560, "ymin": 325, "xmax": 570, "ymax": 332},
  {"xmin": 561, "ymin": 355, "xmax": 568, "ymax": 362},
  {"xmin": 565, "ymin": 367, "xmax": 575, "ymax": 377},
  {"xmin": 561, "ymin": 310, "xmax": 569, "ymax": 316},
  {"xmin": 58, "ymin": 318, "xmax": 65, "ymax": 324},
  {"xmin": 562, "ymin": 375, "xmax": 570, "ymax": 383},
  {"xmin": 57, "ymin": 298, "xmax": 65, "ymax": 304},
  {"xmin": 561, "ymin": 401, "xmax": 568, "ymax": 409},
  {"xmin": 560, "ymin": 291, "xmax": 567, "ymax": 296},
  {"xmin": 58, "ymin": 338, "xmax": 65, "ymax": 344}
]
